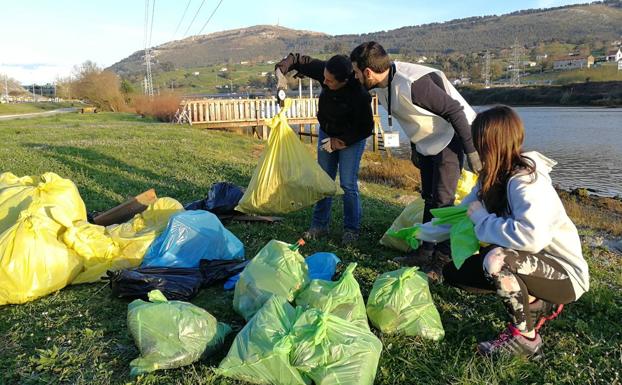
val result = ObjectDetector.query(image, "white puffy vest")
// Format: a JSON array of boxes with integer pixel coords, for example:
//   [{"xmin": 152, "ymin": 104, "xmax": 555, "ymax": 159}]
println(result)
[{"xmin": 373, "ymin": 62, "xmax": 476, "ymax": 156}]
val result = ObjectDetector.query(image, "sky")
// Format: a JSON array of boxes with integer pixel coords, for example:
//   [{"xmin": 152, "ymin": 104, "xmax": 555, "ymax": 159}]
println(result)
[{"xmin": 0, "ymin": 0, "xmax": 590, "ymax": 84}]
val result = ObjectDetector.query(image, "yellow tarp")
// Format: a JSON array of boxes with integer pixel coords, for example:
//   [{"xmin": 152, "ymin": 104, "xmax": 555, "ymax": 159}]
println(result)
[
  {"xmin": 236, "ymin": 99, "xmax": 342, "ymax": 214},
  {"xmin": 380, "ymin": 169, "xmax": 478, "ymax": 252}
]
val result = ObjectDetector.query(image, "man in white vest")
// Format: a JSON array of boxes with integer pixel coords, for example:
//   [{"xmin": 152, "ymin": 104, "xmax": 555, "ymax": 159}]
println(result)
[{"xmin": 350, "ymin": 41, "xmax": 482, "ymax": 270}]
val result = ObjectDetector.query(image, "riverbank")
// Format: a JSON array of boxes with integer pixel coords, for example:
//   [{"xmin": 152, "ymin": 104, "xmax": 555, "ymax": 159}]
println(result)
[
  {"xmin": 0, "ymin": 112, "xmax": 620, "ymax": 384},
  {"xmin": 459, "ymin": 81, "xmax": 622, "ymax": 107}
]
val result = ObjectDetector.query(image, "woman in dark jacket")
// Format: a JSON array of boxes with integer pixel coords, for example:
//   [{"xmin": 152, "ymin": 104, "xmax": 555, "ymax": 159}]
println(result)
[{"xmin": 275, "ymin": 53, "xmax": 374, "ymax": 245}]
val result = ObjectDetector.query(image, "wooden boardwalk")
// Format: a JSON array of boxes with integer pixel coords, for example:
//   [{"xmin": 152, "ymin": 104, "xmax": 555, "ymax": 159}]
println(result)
[{"xmin": 177, "ymin": 96, "xmax": 391, "ymax": 155}]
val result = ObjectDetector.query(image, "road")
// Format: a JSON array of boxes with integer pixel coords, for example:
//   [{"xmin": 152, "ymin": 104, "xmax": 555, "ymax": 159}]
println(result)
[{"xmin": 0, "ymin": 107, "xmax": 78, "ymax": 121}]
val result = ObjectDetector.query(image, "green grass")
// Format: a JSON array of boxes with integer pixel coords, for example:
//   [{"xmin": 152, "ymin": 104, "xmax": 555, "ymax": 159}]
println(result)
[
  {"xmin": 0, "ymin": 102, "xmax": 74, "ymax": 116},
  {"xmin": 0, "ymin": 113, "xmax": 620, "ymax": 385},
  {"xmin": 521, "ymin": 63, "xmax": 622, "ymax": 85}
]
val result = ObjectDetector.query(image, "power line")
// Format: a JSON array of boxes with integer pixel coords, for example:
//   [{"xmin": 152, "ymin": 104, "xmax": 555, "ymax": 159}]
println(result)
[
  {"xmin": 183, "ymin": 0, "xmax": 207, "ymax": 37},
  {"xmin": 149, "ymin": 0, "xmax": 156, "ymax": 48},
  {"xmin": 197, "ymin": 0, "xmax": 225, "ymax": 36},
  {"xmin": 172, "ymin": 0, "xmax": 192, "ymax": 39}
]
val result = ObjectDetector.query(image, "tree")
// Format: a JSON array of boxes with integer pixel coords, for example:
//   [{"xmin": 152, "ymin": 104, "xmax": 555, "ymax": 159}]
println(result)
[{"xmin": 71, "ymin": 61, "xmax": 126, "ymax": 112}]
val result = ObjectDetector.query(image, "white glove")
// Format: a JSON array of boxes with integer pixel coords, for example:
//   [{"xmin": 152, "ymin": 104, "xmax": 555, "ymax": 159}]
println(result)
[{"xmin": 321, "ymin": 138, "xmax": 333, "ymax": 153}]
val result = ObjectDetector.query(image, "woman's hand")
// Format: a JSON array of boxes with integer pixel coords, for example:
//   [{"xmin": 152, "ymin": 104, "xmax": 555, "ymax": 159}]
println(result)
[{"xmin": 467, "ymin": 200, "xmax": 484, "ymax": 219}]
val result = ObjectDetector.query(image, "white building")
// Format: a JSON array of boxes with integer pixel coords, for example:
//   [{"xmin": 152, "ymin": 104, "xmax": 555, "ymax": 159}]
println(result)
[
  {"xmin": 553, "ymin": 55, "xmax": 594, "ymax": 70},
  {"xmin": 606, "ymin": 48, "xmax": 622, "ymax": 62}
]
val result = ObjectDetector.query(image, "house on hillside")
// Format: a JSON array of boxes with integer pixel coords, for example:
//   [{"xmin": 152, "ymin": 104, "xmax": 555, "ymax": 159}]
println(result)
[
  {"xmin": 553, "ymin": 55, "xmax": 594, "ymax": 70},
  {"xmin": 605, "ymin": 48, "xmax": 622, "ymax": 62}
]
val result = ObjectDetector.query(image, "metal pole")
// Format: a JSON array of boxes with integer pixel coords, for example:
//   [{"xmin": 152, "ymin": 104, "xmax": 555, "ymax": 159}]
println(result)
[{"xmin": 309, "ymin": 78, "xmax": 312, "ymax": 98}]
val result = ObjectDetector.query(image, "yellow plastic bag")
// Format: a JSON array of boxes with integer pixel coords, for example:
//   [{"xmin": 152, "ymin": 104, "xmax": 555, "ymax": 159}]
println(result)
[
  {"xmin": 380, "ymin": 170, "xmax": 477, "ymax": 252},
  {"xmin": 105, "ymin": 197, "xmax": 184, "ymax": 268},
  {"xmin": 0, "ymin": 172, "xmax": 86, "ymax": 235},
  {"xmin": 0, "ymin": 203, "xmax": 82, "ymax": 305},
  {"xmin": 236, "ymin": 99, "xmax": 342, "ymax": 214},
  {"xmin": 63, "ymin": 221, "xmax": 124, "ymax": 284}
]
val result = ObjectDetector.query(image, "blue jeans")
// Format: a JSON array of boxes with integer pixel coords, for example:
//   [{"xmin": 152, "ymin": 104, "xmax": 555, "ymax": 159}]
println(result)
[{"xmin": 311, "ymin": 129, "xmax": 366, "ymax": 232}]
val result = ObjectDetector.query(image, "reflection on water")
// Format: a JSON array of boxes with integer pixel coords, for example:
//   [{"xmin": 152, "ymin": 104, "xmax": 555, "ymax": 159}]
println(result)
[{"xmin": 375, "ymin": 106, "xmax": 622, "ymax": 197}]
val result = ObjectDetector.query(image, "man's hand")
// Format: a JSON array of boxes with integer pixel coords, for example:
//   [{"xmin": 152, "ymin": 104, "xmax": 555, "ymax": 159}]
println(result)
[
  {"xmin": 466, "ymin": 151, "xmax": 482, "ymax": 174},
  {"xmin": 275, "ymin": 68, "xmax": 288, "ymax": 90}
]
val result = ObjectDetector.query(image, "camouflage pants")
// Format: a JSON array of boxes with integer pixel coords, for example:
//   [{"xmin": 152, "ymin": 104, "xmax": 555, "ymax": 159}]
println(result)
[{"xmin": 443, "ymin": 246, "xmax": 576, "ymax": 333}]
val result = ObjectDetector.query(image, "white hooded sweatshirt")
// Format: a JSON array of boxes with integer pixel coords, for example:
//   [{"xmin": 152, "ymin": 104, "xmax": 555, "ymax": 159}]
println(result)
[{"xmin": 418, "ymin": 151, "xmax": 589, "ymax": 300}]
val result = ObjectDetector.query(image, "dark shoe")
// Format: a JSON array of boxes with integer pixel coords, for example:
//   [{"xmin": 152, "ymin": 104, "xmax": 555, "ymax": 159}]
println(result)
[
  {"xmin": 302, "ymin": 227, "xmax": 329, "ymax": 240},
  {"xmin": 477, "ymin": 324, "xmax": 543, "ymax": 357},
  {"xmin": 341, "ymin": 230, "xmax": 359, "ymax": 246},
  {"xmin": 421, "ymin": 249, "xmax": 452, "ymax": 284},
  {"xmin": 392, "ymin": 248, "xmax": 433, "ymax": 267},
  {"xmin": 529, "ymin": 299, "xmax": 564, "ymax": 331}
]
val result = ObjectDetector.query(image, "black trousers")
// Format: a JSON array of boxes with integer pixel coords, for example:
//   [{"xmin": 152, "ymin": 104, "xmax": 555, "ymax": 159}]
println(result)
[{"xmin": 411, "ymin": 134, "xmax": 464, "ymax": 224}]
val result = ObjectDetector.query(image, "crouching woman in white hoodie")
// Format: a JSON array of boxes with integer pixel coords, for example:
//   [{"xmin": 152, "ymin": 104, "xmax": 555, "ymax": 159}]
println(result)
[{"xmin": 418, "ymin": 105, "xmax": 589, "ymax": 357}]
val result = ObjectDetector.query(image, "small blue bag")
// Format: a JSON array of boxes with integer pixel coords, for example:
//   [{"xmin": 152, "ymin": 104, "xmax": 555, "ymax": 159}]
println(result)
[
  {"xmin": 306, "ymin": 252, "xmax": 341, "ymax": 281},
  {"xmin": 142, "ymin": 211, "xmax": 244, "ymax": 268}
]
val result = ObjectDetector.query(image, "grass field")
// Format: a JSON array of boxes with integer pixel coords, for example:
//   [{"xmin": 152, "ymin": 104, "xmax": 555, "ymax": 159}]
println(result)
[
  {"xmin": 0, "ymin": 102, "xmax": 74, "ymax": 116},
  {"xmin": 0, "ymin": 112, "xmax": 620, "ymax": 385}
]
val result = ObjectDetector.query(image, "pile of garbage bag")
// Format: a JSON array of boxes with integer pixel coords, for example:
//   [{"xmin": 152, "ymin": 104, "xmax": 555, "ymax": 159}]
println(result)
[{"xmin": 0, "ymin": 172, "xmax": 182, "ymax": 304}]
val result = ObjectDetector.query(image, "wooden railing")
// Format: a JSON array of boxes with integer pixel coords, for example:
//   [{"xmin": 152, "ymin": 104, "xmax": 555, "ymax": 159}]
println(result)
[{"xmin": 177, "ymin": 96, "xmax": 389, "ymax": 155}]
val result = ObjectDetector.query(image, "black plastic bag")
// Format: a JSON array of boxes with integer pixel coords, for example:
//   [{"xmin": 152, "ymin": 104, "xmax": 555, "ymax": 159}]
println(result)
[
  {"xmin": 184, "ymin": 182, "xmax": 244, "ymax": 214},
  {"xmin": 200, "ymin": 259, "xmax": 250, "ymax": 286},
  {"xmin": 107, "ymin": 267, "xmax": 204, "ymax": 301}
]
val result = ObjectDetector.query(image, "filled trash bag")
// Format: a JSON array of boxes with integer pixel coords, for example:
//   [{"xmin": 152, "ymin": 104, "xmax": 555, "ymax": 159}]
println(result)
[
  {"xmin": 199, "ymin": 259, "xmax": 250, "ymax": 286},
  {"xmin": 106, "ymin": 197, "xmax": 183, "ymax": 265},
  {"xmin": 305, "ymin": 252, "xmax": 340, "ymax": 281},
  {"xmin": 142, "ymin": 210, "xmax": 244, "ymax": 268},
  {"xmin": 236, "ymin": 99, "xmax": 342, "ymax": 215},
  {"xmin": 62, "ymin": 220, "xmax": 124, "ymax": 284},
  {"xmin": 0, "ymin": 203, "xmax": 82, "ymax": 305},
  {"xmin": 218, "ymin": 295, "xmax": 307, "ymax": 385},
  {"xmin": 366, "ymin": 267, "xmax": 444, "ymax": 341},
  {"xmin": 380, "ymin": 170, "xmax": 477, "ymax": 252},
  {"xmin": 184, "ymin": 182, "xmax": 244, "ymax": 214},
  {"xmin": 0, "ymin": 172, "xmax": 86, "ymax": 235},
  {"xmin": 107, "ymin": 267, "xmax": 204, "ymax": 301},
  {"xmin": 430, "ymin": 206, "xmax": 479, "ymax": 269},
  {"xmin": 289, "ymin": 306, "xmax": 383, "ymax": 385},
  {"xmin": 233, "ymin": 239, "xmax": 309, "ymax": 321},
  {"xmin": 128, "ymin": 290, "xmax": 231, "ymax": 377},
  {"xmin": 295, "ymin": 263, "xmax": 369, "ymax": 330}
]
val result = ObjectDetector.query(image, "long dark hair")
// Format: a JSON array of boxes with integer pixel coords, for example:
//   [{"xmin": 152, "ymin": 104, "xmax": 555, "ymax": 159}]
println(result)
[{"xmin": 472, "ymin": 105, "xmax": 535, "ymax": 215}]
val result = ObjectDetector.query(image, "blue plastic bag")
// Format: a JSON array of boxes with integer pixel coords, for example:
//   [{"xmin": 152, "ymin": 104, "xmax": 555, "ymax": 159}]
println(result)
[
  {"xmin": 305, "ymin": 252, "xmax": 341, "ymax": 281},
  {"xmin": 142, "ymin": 211, "xmax": 244, "ymax": 268}
]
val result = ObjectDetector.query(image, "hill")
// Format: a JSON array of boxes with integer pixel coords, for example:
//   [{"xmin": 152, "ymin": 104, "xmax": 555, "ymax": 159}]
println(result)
[{"xmin": 108, "ymin": 1, "xmax": 622, "ymax": 78}]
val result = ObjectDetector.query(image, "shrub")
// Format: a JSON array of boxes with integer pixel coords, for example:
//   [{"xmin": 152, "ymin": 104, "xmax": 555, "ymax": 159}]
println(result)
[{"xmin": 133, "ymin": 93, "xmax": 182, "ymax": 122}]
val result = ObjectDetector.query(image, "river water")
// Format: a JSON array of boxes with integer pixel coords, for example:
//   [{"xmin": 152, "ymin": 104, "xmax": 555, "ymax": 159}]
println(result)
[{"xmin": 376, "ymin": 106, "xmax": 622, "ymax": 197}]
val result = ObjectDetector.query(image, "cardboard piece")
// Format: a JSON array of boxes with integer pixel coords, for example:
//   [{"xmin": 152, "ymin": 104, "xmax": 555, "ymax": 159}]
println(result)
[{"xmin": 93, "ymin": 189, "xmax": 157, "ymax": 226}]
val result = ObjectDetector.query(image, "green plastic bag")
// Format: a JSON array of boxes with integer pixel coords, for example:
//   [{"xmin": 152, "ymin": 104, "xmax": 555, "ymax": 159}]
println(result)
[
  {"xmin": 289, "ymin": 307, "xmax": 383, "ymax": 385},
  {"xmin": 233, "ymin": 239, "xmax": 309, "ymax": 321},
  {"xmin": 218, "ymin": 295, "xmax": 308, "ymax": 385},
  {"xmin": 366, "ymin": 267, "xmax": 444, "ymax": 341},
  {"xmin": 380, "ymin": 197, "xmax": 425, "ymax": 252},
  {"xmin": 236, "ymin": 99, "xmax": 342, "ymax": 215},
  {"xmin": 128, "ymin": 290, "xmax": 231, "ymax": 377},
  {"xmin": 380, "ymin": 170, "xmax": 477, "ymax": 252},
  {"xmin": 295, "ymin": 263, "xmax": 369, "ymax": 330},
  {"xmin": 430, "ymin": 206, "xmax": 479, "ymax": 269},
  {"xmin": 386, "ymin": 224, "xmax": 421, "ymax": 250}
]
